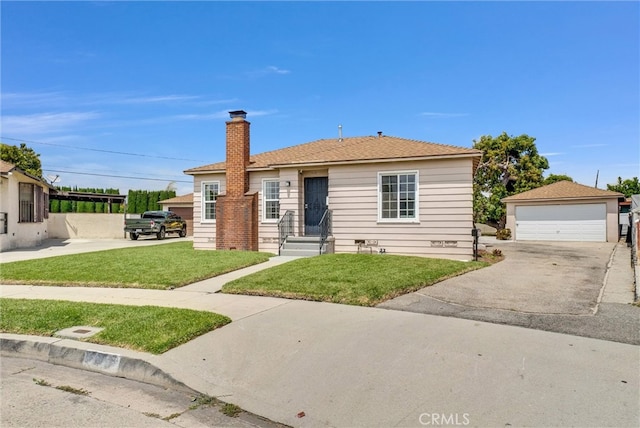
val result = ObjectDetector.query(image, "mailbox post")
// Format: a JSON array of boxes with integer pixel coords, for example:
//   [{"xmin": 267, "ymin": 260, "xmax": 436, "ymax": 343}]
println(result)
[{"xmin": 471, "ymin": 227, "xmax": 480, "ymax": 261}]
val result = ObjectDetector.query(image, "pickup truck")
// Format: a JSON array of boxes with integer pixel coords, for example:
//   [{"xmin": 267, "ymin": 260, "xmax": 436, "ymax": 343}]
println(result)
[{"xmin": 124, "ymin": 211, "xmax": 187, "ymax": 240}]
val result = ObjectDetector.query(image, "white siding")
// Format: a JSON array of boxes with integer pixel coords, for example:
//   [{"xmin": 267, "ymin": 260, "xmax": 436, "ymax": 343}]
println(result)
[
  {"xmin": 192, "ymin": 171, "xmax": 285, "ymax": 254},
  {"xmin": 250, "ymin": 171, "xmax": 280, "ymax": 254},
  {"xmin": 192, "ymin": 174, "xmax": 225, "ymax": 250},
  {"xmin": 328, "ymin": 159, "xmax": 475, "ymax": 260},
  {"xmin": 191, "ymin": 158, "xmax": 476, "ymax": 259},
  {"xmin": 0, "ymin": 172, "xmax": 50, "ymax": 251}
]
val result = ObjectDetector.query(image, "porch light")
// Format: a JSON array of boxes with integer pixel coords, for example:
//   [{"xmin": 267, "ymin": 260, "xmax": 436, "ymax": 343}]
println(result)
[{"xmin": 285, "ymin": 181, "xmax": 291, "ymax": 187}]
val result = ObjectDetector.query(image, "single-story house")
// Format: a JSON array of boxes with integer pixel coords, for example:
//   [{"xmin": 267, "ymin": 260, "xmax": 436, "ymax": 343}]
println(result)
[
  {"xmin": 502, "ymin": 180, "xmax": 624, "ymax": 242},
  {"xmin": 184, "ymin": 110, "xmax": 482, "ymax": 260},
  {"xmin": 0, "ymin": 160, "xmax": 54, "ymax": 251},
  {"xmin": 159, "ymin": 193, "xmax": 194, "ymax": 236}
]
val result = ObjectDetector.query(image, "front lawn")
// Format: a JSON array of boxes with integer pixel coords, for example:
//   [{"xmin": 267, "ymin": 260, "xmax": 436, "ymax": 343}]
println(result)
[
  {"xmin": 0, "ymin": 299, "xmax": 231, "ymax": 354},
  {"xmin": 222, "ymin": 254, "xmax": 487, "ymax": 306},
  {"xmin": 0, "ymin": 242, "xmax": 272, "ymax": 289}
]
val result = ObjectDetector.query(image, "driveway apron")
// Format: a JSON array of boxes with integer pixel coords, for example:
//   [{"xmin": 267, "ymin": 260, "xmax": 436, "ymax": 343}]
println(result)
[{"xmin": 389, "ymin": 241, "xmax": 616, "ymax": 315}]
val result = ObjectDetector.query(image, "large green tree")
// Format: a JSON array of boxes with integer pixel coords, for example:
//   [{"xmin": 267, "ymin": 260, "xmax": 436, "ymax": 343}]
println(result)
[
  {"xmin": 0, "ymin": 143, "xmax": 43, "ymax": 178},
  {"xmin": 607, "ymin": 177, "xmax": 640, "ymax": 198},
  {"xmin": 543, "ymin": 173, "xmax": 573, "ymax": 185},
  {"xmin": 473, "ymin": 132, "xmax": 549, "ymax": 229}
]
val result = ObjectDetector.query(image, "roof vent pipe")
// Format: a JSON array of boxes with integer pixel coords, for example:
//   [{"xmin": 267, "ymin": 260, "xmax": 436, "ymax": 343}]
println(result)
[
  {"xmin": 338, "ymin": 124, "xmax": 343, "ymax": 142},
  {"xmin": 377, "ymin": 131, "xmax": 382, "ymax": 138}
]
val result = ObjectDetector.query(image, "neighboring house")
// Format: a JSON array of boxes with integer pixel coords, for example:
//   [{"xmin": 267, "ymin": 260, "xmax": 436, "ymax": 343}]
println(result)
[
  {"xmin": 0, "ymin": 160, "xmax": 53, "ymax": 251},
  {"xmin": 184, "ymin": 111, "xmax": 482, "ymax": 260},
  {"xmin": 159, "ymin": 193, "xmax": 194, "ymax": 236},
  {"xmin": 630, "ymin": 195, "xmax": 639, "ymax": 293},
  {"xmin": 502, "ymin": 180, "xmax": 624, "ymax": 242},
  {"xmin": 619, "ymin": 198, "xmax": 631, "ymax": 237}
]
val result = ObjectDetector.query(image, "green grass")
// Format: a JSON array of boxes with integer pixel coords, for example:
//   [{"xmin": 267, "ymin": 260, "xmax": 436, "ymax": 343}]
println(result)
[
  {"xmin": 0, "ymin": 242, "xmax": 272, "ymax": 289},
  {"xmin": 222, "ymin": 254, "xmax": 487, "ymax": 306},
  {"xmin": 0, "ymin": 298, "xmax": 231, "ymax": 354}
]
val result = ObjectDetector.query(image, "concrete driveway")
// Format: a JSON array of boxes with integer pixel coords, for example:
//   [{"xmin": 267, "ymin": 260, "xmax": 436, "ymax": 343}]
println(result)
[
  {"xmin": 0, "ymin": 236, "xmax": 192, "ymax": 263},
  {"xmin": 384, "ymin": 240, "xmax": 615, "ymax": 316}
]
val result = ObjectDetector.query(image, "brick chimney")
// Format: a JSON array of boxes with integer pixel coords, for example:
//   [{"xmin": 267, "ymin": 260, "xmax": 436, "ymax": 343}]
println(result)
[
  {"xmin": 215, "ymin": 110, "xmax": 258, "ymax": 251},
  {"xmin": 225, "ymin": 110, "xmax": 250, "ymax": 197}
]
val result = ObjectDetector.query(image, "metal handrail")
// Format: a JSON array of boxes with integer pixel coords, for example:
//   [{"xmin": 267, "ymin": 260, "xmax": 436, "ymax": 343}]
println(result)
[
  {"xmin": 278, "ymin": 210, "xmax": 295, "ymax": 255},
  {"xmin": 318, "ymin": 209, "xmax": 332, "ymax": 255}
]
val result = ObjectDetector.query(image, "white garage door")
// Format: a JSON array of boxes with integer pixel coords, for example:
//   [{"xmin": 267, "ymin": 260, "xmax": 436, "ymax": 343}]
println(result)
[{"xmin": 515, "ymin": 204, "xmax": 606, "ymax": 242}]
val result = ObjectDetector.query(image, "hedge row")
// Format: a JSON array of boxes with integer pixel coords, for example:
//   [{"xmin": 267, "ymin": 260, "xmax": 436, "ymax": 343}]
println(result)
[
  {"xmin": 49, "ymin": 187, "xmax": 124, "ymax": 213},
  {"xmin": 126, "ymin": 190, "xmax": 176, "ymax": 214},
  {"xmin": 48, "ymin": 188, "xmax": 177, "ymax": 214}
]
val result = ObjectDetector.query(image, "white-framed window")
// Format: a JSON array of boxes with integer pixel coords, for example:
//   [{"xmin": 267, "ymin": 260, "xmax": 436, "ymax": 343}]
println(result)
[
  {"xmin": 378, "ymin": 171, "xmax": 419, "ymax": 222},
  {"xmin": 201, "ymin": 181, "xmax": 220, "ymax": 222},
  {"xmin": 262, "ymin": 179, "xmax": 280, "ymax": 222}
]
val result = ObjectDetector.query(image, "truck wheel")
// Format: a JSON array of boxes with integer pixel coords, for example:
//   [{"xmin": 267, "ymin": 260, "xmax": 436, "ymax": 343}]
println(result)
[
  {"xmin": 157, "ymin": 227, "xmax": 165, "ymax": 240},
  {"xmin": 179, "ymin": 226, "xmax": 187, "ymax": 238},
  {"xmin": 130, "ymin": 232, "xmax": 139, "ymax": 241}
]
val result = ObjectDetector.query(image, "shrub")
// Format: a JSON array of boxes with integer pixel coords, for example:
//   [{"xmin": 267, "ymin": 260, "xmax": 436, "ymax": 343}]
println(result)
[{"xmin": 496, "ymin": 228, "xmax": 512, "ymax": 240}]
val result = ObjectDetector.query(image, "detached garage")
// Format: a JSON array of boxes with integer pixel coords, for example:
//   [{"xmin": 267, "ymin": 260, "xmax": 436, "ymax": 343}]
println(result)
[{"xmin": 503, "ymin": 181, "xmax": 624, "ymax": 242}]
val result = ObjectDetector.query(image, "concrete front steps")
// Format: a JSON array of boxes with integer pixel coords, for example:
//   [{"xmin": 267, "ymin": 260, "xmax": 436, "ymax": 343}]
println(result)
[{"xmin": 279, "ymin": 236, "xmax": 331, "ymax": 257}]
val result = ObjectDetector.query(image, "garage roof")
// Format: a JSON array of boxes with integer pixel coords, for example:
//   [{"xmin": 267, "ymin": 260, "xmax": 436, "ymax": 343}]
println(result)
[{"xmin": 502, "ymin": 180, "xmax": 624, "ymax": 202}]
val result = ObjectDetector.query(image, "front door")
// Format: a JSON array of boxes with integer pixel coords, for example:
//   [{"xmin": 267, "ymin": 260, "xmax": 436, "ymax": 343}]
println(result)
[{"xmin": 304, "ymin": 177, "xmax": 328, "ymax": 236}]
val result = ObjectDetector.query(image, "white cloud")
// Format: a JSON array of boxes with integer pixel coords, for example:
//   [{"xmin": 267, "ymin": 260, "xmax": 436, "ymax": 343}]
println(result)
[
  {"xmin": 245, "ymin": 66, "xmax": 291, "ymax": 78},
  {"xmin": 171, "ymin": 112, "xmax": 230, "ymax": 121},
  {"xmin": 420, "ymin": 112, "xmax": 468, "ymax": 118},
  {"xmin": 569, "ymin": 143, "xmax": 608, "ymax": 149},
  {"xmin": 266, "ymin": 65, "xmax": 291, "ymax": 75},
  {"xmin": 1, "ymin": 90, "xmax": 230, "ymax": 109},
  {"xmin": 120, "ymin": 95, "xmax": 202, "ymax": 104},
  {"xmin": 1, "ymin": 112, "xmax": 101, "ymax": 136},
  {"xmin": 541, "ymin": 152, "xmax": 564, "ymax": 157},
  {"xmin": 170, "ymin": 109, "xmax": 277, "ymax": 121},
  {"xmin": 1, "ymin": 91, "xmax": 70, "ymax": 108}
]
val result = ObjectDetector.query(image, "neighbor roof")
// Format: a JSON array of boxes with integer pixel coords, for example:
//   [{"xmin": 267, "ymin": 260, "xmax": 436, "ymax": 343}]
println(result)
[
  {"xmin": 0, "ymin": 160, "xmax": 16, "ymax": 174},
  {"xmin": 184, "ymin": 135, "xmax": 482, "ymax": 174},
  {"xmin": 502, "ymin": 180, "xmax": 624, "ymax": 202},
  {"xmin": 0, "ymin": 160, "xmax": 53, "ymax": 187},
  {"xmin": 159, "ymin": 193, "xmax": 193, "ymax": 204}
]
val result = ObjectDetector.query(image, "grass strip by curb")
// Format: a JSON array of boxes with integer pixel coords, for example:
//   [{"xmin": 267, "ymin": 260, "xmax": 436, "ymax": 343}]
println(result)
[{"xmin": 0, "ymin": 298, "xmax": 231, "ymax": 354}]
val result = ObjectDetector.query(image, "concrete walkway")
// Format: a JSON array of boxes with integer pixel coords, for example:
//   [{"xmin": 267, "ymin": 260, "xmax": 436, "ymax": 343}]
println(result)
[
  {"xmin": 601, "ymin": 241, "xmax": 636, "ymax": 303},
  {"xmin": 1, "ymin": 238, "xmax": 639, "ymax": 427},
  {"xmin": 0, "ymin": 255, "xmax": 299, "ymax": 321},
  {"xmin": 0, "ymin": 236, "xmax": 192, "ymax": 263}
]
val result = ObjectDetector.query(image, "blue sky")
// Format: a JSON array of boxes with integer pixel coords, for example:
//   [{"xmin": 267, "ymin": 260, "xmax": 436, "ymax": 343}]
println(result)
[{"xmin": 2, "ymin": 1, "xmax": 638, "ymax": 196}]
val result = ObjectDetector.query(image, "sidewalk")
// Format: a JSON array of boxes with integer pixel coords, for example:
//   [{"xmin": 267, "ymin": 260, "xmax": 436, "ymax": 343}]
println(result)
[
  {"xmin": 1, "ymin": 239, "xmax": 639, "ymax": 427},
  {"xmin": 3, "ymin": 302, "xmax": 637, "ymax": 427},
  {"xmin": 601, "ymin": 241, "xmax": 637, "ymax": 304}
]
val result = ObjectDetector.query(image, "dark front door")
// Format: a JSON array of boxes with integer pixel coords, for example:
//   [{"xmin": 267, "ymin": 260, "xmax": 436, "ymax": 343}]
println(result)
[{"xmin": 304, "ymin": 177, "xmax": 328, "ymax": 236}]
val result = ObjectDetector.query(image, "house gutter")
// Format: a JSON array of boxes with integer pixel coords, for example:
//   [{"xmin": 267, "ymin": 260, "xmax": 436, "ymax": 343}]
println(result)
[
  {"xmin": 184, "ymin": 152, "xmax": 481, "ymax": 175},
  {"xmin": 268, "ymin": 152, "xmax": 481, "ymax": 169},
  {"xmin": 501, "ymin": 196, "xmax": 623, "ymax": 203}
]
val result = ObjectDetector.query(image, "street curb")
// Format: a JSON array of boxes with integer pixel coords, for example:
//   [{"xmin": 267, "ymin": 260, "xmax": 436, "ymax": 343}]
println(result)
[{"xmin": 0, "ymin": 334, "xmax": 196, "ymax": 394}]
